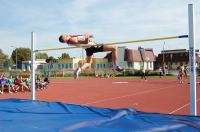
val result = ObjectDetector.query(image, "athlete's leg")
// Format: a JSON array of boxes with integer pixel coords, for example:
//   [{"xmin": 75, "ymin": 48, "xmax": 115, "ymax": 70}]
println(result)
[
  {"xmin": 103, "ymin": 45, "xmax": 123, "ymax": 72},
  {"xmin": 103, "ymin": 45, "xmax": 117, "ymax": 66},
  {"xmin": 81, "ymin": 56, "xmax": 93, "ymax": 70},
  {"xmin": 73, "ymin": 56, "xmax": 93, "ymax": 79}
]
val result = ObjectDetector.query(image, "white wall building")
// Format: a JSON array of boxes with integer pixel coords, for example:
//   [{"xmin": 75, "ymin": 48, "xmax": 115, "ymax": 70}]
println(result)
[
  {"xmin": 110, "ymin": 46, "xmax": 156, "ymax": 70},
  {"xmin": 22, "ymin": 59, "xmax": 47, "ymax": 71}
]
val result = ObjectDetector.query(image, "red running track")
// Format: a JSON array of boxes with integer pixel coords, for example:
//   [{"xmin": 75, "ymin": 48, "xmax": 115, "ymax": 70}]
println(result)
[{"xmin": 1, "ymin": 77, "xmax": 200, "ymax": 115}]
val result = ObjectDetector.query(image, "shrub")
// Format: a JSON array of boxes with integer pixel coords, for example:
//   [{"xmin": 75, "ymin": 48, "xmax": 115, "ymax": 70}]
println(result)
[{"xmin": 19, "ymin": 71, "xmax": 31, "ymax": 78}]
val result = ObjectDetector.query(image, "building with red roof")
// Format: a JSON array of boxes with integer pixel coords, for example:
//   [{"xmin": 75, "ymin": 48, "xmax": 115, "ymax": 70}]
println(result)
[{"xmin": 105, "ymin": 46, "xmax": 156, "ymax": 70}]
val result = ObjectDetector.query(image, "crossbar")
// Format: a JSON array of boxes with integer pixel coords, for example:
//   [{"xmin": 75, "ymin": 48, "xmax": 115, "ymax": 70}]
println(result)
[{"xmin": 35, "ymin": 35, "xmax": 188, "ymax": 52}]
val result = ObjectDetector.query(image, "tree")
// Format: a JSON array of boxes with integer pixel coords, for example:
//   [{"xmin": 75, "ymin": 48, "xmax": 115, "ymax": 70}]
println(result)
[
  {"xmin": 3, "ymin": 59, "xmax": 13, "ymax": 67},
  {"xmin": 0, "ymin": 49, "xmax": 12, "ymax": 68},
  {"xmin": 11, "ymin": 48, "xmax": 31, "ymax": 68},
  {"xmin": 46, "ymin": 56, "xmax": 57, "ymax": 63},
  {"xmin": 36, "ymin": 52, "xmax": 48, "ymax": 59},
  {"xmin": 61, "ymin": 53, "xmax": 70, "ymax": 59}
]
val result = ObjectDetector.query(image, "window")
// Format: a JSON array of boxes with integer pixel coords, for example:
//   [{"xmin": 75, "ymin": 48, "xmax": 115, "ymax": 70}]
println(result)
[
  {"xmin": 58, "ymin": 64, "xmax": 61, "ymax": 69},
  {"xmin": 147, "ymin": 62, "xmax": 149, "ymax": 69},
  {"xmin": 150, "ymin": 62, "xmax": 152, "ymax": 68},
  {"xmin": 37, "ymin": 65, "xmax": 43, "ymax": 70},
  {"xmin": 51, "ymin": 64, "xmax": 53, "ymax": 68},
  {"xmin": 97, "ymin": 64, "xmax": 100, "ymax": 69},
  {"xmin": 69, "ymin": 63, "xmax": 72, "ymax": 68},
  {"xmin": 65, "ymin": 64, "xmax": 68, "ymax": 69},
  {"xmin": 128, "ymin": 62, "xmax": 132, "ymax": 68}
]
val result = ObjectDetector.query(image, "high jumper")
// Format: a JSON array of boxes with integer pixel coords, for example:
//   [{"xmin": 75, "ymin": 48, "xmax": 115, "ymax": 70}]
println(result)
[{"xmin": 59, "ymin": 34, "xmax": 124, "ymax": 79}]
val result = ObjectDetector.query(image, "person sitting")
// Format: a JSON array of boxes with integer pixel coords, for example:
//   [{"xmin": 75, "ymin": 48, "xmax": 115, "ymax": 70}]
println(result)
[
  {"xmin": 25, "ymin": 76, "xmax": 31, "ymax": 89},
  {"xmin": 14, "ymin": 76, "xmax": 23, "ymax": 92},
  {"xmin": 3, "ymin": 76, "xmax": 13, "ymax": 94},
  {"xmin": 0, "ymin": 75, "xmax": 12, "ymax": 94},
  {"xmin": 14, "ymin": 76, "xmax": 30, "ymax": 92},
  {"xmin": 0, "ymin": 78, "xmax": 3, "ymax": 94},
  {"xmin": 43, "ymin": 77, "xmax": 50, "ymax": 88},
  {"xmin": 36, "ymin": 75, "xmax": 47, "ymax": 90}
]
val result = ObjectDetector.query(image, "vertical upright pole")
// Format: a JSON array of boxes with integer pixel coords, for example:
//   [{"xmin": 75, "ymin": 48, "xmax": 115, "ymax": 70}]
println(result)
[
  {"xmin": 31, "ymin": 32, "xmax": 36, "ymax": 100},
  {"xmin": 188, "ymin": 4, "xmax": 197, "ymax": 116}
]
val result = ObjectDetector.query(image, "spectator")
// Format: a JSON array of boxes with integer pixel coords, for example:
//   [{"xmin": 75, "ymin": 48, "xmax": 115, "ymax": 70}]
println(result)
[
  {"xmin": 0, "ymin": 78, "xmax": 3, "ymax": 94},
  {"xmin": 159, "ymin": 67, "xmax": 162, "ymax": 78},
  {"xmin": 7, "ymin": 76, "xmax": 15, "ymax": 93},
  {"xmin": 14, "ymin": 76, "xmax": 30, "ymax": 92},
  {"xmin": 184, "ymin": 66, "xmax": 188, "ymax": 78},
  {"xmin": 0, "ymin": 75, "xmax": 12, "ymax": 94},
  {"xmin": 25, "ymin": 75, "xmax": 31, "ymax": 89},
  {"xmin": 36, "ymin": 75, "xmax": 46, "ymax": 90},
  {"xmin": 20, "ymin": 76, "xmax": 30, "ymax": 91},
  {"xmin": 141, "ymin": 66, "xmax": 147, "ymax": 81},
  {"xmin": 179, "ymin": 63, "xmax": 185, "ymax": 84},
  {"xmin": 14, "ymin": 76, "xmax": 23, "ymax": 92},
  {"xmin": 162, "ymin": 66, "xmax": 166, "ymax": 76},
  {"xmin": 43, "ymin": 76, "xmax": 50, "ymax": 87}
]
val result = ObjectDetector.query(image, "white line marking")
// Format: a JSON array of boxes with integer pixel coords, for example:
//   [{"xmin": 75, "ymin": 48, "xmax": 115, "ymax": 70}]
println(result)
[
  {"xmin": 84, "ymin": 86, "xmax": 173, "ymax": 105},
  {"xmin": 51, "ymin": 82, "xmax": 73, "ymax": 84},
  {"xmin": 169, "ymin": 98, "xmax": 200, "ymax": 114},
  {"xmin": 112, "ymin": 82, "xmax": 128, "ymax": 84}
]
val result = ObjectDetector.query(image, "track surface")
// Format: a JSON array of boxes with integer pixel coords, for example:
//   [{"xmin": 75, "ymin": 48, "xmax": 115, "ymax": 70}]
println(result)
[{"xmin": 1, "ymin": 77, "xmax": 200, "ymax": 115}]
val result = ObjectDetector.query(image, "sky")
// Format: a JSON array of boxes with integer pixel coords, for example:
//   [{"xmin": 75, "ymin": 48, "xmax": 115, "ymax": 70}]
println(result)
[{"xmin": 0, "ymin": 0, "xmax": 199, "ymax": 59}]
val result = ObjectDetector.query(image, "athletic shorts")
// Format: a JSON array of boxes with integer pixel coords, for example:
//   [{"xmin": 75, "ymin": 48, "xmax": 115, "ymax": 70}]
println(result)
[
  {"xmin": 180, "ymin": 73, "xmax": 184, "ymax": 78},
  {"xmin": 85, "ymin": 45, "xmax": 104, "ymax": 56}
]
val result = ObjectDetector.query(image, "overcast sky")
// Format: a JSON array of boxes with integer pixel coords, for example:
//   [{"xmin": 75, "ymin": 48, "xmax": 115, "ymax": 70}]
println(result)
[{"xmin": 0, "ymin": 0, "xmax": 199, "ymax": 58}]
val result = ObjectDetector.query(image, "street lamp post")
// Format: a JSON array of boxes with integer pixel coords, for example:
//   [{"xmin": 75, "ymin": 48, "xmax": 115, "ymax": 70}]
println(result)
[
  {"xmin": 162, "ymin": 42, "xmax": 165, "ymax": 76},
  {"xmin": 162, "ymin": 41, "xmax": 165, "ymax": 68},
  {"xmin": 11, "ymin": 46, "xmax": 17, "ymax": 70},
  {"xmin": 15, "ymin": 49, "xmax": 17, "ymax": 70}
]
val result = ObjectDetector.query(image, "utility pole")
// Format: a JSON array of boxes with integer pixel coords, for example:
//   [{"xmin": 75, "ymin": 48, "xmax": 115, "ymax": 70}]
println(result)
[
  {"xmin": 11, "ymin": 46, "xmax": 17, "ymax": 70},
  {"xmin": 162, "ymin": 41, "xmax": 165, "ymax": 68},
  {"xmin": 162, "ymin": 41, "xmax": 165, "ymax": 76}
]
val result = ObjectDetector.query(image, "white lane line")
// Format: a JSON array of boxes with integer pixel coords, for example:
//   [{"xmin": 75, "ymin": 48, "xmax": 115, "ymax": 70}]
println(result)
[
  {"xmin": 169, "ymin": 98, "xmax": 200, "ymax": 114},
  {"xmin": 84, "ymin": 86, "xmax": 174, "ymax": 105},
  {"xmin": 51, "ymin": 82, "xmax": 73, "ymax": 84},
  {"xmin": 112, "ymin": 82, "xmax": 128, "ymax": 84}
]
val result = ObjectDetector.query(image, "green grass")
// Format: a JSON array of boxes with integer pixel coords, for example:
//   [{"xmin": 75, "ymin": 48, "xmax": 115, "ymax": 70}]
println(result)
[
  {"xmin": 49, "ymin": 75, "xmax": 179, "ymax": 80},
  {"xmin": 49, "ymin": 77, "xmax": 73, "ymax": 80}
]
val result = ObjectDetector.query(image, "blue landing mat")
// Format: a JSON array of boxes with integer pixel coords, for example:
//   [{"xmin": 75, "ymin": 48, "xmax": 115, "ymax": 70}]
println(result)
[{"xmin": 0, "ymin": 98, "xmax": 200, "ymax": 132}]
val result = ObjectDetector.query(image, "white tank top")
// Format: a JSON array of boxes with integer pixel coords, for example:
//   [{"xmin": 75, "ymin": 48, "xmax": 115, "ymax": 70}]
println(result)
[{"xmin": 77, "ymin": 35, "xmax": 86, "ymax": 42}]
